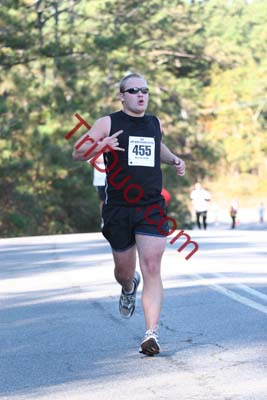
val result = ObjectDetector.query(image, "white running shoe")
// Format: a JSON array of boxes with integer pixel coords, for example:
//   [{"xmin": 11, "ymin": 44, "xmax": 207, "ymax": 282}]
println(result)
[
  {"xmin": 139, "ymin": 328, "xmax": 160, "ymax": 356},
  {"xmin": 119, "ymin": 271, "xmax": 141, "ymax": 318}
]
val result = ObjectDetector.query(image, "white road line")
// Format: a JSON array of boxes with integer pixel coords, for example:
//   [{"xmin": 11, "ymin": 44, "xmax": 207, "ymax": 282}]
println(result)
[
  {"xmin": 237, "ymin": 283, "xmax": 267, "ymax": 303},
  {"xmin": 194, "ymin": 274, "xmax": 267, "ymax": 315},
  {"xmin": 213, "ymin": 272, "xmax": 267, "ymax": 303}
]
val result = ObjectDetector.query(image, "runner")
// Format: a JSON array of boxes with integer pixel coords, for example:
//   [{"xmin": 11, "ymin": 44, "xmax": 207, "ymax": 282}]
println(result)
[{"xmin": 72, "ymin": 73, "xmax": 185, "ymax": 356}]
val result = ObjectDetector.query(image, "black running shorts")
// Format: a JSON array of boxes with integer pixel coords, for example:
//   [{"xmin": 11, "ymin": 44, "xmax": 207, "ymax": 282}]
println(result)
[{"xmin": 102, "ymin": 199, "xmax": 169, "ymax": 251}]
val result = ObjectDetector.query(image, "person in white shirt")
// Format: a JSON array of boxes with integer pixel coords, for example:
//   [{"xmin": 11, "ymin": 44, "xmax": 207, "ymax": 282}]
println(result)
[
  {"xmin": 190, "ymin": 182, "xmax": 211, "ymax": 230},
  {"xmin": 91, "ymin": 154, "xmax": 106, "ymax": 211}
]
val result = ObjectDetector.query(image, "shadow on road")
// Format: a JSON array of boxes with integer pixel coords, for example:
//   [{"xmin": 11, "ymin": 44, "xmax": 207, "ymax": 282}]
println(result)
[{"xmin": 0, "ymin": 238, "xmax": 112, "ymax": 280}]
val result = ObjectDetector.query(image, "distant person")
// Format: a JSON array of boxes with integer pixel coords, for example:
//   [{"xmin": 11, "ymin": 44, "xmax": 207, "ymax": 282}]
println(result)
[
  {"xmin": 91, "ymin": 154, "xmax": 106, "ymax": 215},
  {"xmin": 258, "ymin": 202, "xmax": 265, "ymax": 223},
  {"xmin": 230, "ymin": 200, "xmax": 238, "ymax": 229},
  {"xmin": 190, "ymin": 182, "xmax": 211, "ymax": 229},
  {"xmin": 161, "ymin": 187, "xmax": 171, "ymax": 210}
]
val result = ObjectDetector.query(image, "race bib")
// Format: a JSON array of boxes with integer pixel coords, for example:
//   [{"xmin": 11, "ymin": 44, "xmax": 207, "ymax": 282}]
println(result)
[{"xmin": 128, "ymin": 136, "xmax": 155, "ymax": 167}]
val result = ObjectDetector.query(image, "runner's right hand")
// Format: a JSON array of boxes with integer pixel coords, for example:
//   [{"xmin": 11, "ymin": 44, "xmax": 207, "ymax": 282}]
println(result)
[{"xmin": 98, "ymin": 130, "xmax": 124, "ymax": 152}]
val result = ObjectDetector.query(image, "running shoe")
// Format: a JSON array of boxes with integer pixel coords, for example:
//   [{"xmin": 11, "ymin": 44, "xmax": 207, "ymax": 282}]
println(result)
[
  {"xmin": 139, "ymin": 328, "xmax": 160, "ymax": 356},
  {"xmin": 119, "ymin": 271, "xmax": 141, "ymax": 318}
]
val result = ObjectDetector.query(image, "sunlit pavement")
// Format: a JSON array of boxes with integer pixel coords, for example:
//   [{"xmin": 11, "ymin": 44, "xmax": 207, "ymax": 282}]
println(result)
[{"xmin": 0, "ymin": 228, "xmax": 266, "ymax": 400}]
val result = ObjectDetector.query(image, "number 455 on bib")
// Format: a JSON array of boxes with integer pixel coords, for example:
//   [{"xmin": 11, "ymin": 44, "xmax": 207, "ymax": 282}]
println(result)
[{"xmin": 128, "ymin": 136, "xmax": 155, "ymax": 167}]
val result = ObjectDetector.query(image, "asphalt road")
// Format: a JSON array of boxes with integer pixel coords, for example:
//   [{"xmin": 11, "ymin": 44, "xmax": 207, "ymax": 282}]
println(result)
[{"xmin": 0, "ymin": 227, "xmax": 266, "ymax": 400}]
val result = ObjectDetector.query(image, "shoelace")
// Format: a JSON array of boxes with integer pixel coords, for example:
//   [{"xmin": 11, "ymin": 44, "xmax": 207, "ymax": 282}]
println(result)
[
  {"xmin": 120, "ymin": 293, "xmax": 136, "ymax": 308},
  {"xmin": 144, "ymin": 328, "xmax": 159, "ymax": 339}
]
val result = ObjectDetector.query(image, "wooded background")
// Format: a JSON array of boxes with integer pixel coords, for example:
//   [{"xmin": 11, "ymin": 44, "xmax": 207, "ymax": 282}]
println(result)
[{"xmin": 1, "ymin": 0, "xmax": 266, "ymax": 237}]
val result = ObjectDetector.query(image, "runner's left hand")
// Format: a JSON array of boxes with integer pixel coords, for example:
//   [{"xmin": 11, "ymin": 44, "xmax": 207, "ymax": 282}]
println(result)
[{"xmin": 173, "ymin": 158, "xmax": 185, "ymax": 176}]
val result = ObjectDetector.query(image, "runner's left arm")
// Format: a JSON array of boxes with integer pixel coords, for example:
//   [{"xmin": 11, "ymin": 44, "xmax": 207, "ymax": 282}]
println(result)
[
  {"xmin": 160, "ymin": 142, "xmax": 185, "ymax": 176},
  {"xmin": 157, "ymin": 117, "xmax": 185, "ymax": 176}
]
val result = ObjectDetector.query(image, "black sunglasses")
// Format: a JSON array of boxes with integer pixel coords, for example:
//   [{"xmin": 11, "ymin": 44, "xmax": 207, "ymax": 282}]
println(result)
[{"xmin": 122, "ymin": 87, "xmax": 149, "ymax": 94}]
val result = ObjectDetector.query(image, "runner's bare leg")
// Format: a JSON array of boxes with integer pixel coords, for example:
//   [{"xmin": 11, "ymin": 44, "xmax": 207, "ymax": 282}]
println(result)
[
  {"xmin": 136, "ymin": 234, "xmax": 166, "ymax": 330},
  {"xmin": 112, "ymin": 245, "xmax": 137, "ymax": 293}
]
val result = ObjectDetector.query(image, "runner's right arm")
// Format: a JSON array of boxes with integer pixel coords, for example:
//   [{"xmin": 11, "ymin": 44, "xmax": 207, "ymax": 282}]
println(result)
[{"xmin": 72, "ymin": 116, "xmax": 124, "ymax": 161}]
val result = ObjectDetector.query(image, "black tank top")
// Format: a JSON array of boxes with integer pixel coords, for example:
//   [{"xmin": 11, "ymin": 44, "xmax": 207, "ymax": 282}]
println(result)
[{"xmin": 104, "ymin": 110, "xmax": 162, "ymax": 206}]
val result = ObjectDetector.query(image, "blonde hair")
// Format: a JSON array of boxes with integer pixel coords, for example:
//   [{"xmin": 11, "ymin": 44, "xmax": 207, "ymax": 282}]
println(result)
[{"xmin": 119, "ymin": 73, "xmax": 146, "ymax": 92}]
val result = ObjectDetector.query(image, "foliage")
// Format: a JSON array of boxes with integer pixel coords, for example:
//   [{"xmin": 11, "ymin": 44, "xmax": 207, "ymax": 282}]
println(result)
[{"xmin": 0, "ymin": 0, "xmax": 266, "ymax": 237}]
